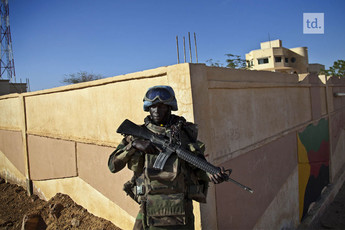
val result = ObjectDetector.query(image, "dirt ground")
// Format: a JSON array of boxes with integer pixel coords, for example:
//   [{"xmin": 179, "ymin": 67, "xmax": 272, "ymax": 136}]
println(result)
[
  {"xmin": 1, "ymin": 176, "xmax": 345, "ymax": 230},
  {"xmin": 314, "ymin": 181, "xmax": 345, "ymax": 229},
  {"xmin": 0, "ymin": 177, "xmax": 121, "ymax": 230}
]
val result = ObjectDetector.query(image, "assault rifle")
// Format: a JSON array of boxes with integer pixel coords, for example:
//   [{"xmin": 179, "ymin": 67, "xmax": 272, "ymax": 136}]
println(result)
[{"xmin": 117, "ymin": 119, "xmax": 253, "ymax": 193}]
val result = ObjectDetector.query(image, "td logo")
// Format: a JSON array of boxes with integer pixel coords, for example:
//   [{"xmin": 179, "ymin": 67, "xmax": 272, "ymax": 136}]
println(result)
[{"xmin": 303, "ymin": 13, "xmax": 324, "ymax": 34}]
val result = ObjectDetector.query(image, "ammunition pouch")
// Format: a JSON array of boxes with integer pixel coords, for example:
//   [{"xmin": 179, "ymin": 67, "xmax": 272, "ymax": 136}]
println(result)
[
  {"xmin": 123, "ymin": 180, "xmax": 139, "ymax": 204},
  {"xmin": 145, "ymin": 193, "xmax": 186, "ymax": 227},
  {"xmin": 145, "ymin": 153, "xmax": 184, "ymax": 195},
  {"xmin": 123, "ymin": 175, "xmax": 146, "ymax": 204}
]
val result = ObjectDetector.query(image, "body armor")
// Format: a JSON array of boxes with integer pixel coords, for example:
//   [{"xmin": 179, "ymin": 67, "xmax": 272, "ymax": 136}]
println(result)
[{"xmin": 109, "ymin": 115, "xmax": 209, "ymax": 229}]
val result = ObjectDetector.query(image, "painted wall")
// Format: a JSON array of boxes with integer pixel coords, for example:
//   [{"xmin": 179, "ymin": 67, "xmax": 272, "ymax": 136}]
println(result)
[
  {"xmin": 188, "ymin": 65, "xmax": 345, "ymax": 229},
  {"xmin": 297, "ymin": 118, "xmax": 330, "ymax": 221},
  {"xmin": 0, "ymin": 63, "xmax": 345, "ymax": 230}
]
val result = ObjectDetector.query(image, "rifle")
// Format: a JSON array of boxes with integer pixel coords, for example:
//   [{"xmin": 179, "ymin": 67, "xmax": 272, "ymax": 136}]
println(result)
[{"xmin": 116, "ymin": 119, "xmax": 253, "ymax": 194}]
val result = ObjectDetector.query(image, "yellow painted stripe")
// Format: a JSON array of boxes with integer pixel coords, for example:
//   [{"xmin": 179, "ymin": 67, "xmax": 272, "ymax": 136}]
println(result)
[{"xmin": 297, "ymin": 135, "xmax": 310, "ymax": 220}]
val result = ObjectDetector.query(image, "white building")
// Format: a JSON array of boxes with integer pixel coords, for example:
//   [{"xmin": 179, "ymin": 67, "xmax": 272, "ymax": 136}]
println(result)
[{"xmin": 245, "ymin": 40, "xmax": 320, "ymax": 74}]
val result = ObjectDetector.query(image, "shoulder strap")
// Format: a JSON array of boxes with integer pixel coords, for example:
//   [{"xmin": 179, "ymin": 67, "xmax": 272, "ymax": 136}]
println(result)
[{"xmin": 182, "ymin": 122, "xmax": 199, "ymax": 142}]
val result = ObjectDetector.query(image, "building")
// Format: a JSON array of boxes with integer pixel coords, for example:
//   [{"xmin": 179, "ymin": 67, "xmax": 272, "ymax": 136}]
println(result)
[
  {"xmin": 0, "ymin": 79, "xmax": 27, "ymax": 96},
  {"xmin": 308, "ymin": 63, "xmax": 325, "ymax": 74},
  {"xmin": 246, "ymin": 39, "xmax": 312, "ymax": 74}
]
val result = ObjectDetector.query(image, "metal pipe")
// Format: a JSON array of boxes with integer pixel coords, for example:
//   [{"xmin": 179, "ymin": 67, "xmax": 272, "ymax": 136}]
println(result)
[
  {"xmin": 183, "ymin": 36, "xmax": 186, "ymax": 63},
  {"xmin": 334, "ymin": 92, "xmax": 345, "ymax": 97},
  {"xmin": 176, "ymin": 36, "xmax": 180, "ymax": 64},
  {"xmin": 188, "ymin": 32, "xmax": 192, "ymax": 63},
  {"xmin": 194, "ymin": 32, "xmax": 198, "ymax": 63}
]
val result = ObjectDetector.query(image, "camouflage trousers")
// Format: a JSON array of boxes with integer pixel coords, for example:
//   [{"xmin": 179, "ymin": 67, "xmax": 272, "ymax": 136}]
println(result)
[{"xmin": 133, "ymin": 199, "xmax": 195, "ymax": 230}]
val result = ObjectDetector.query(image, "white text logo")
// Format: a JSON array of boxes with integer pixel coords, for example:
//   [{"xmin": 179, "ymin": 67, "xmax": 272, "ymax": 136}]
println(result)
[{"xmin": 303, "ymin": 13, "xmax": 324, "ymax": 34}]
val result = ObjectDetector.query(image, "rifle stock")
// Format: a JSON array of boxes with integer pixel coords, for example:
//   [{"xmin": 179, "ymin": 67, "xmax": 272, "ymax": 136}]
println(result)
[{"xmin": 116, "ymin": 119, "xmax": 152, "ymax": 140}]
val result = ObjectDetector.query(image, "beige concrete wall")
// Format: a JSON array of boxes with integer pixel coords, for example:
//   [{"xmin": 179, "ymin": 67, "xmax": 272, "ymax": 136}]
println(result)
[
  {"xmin": 27, "ymin": 135, "xmax": 77, "ymax": 180},
  {"xmin": 0, "ymin": 63, "xmax": 344, "ymax": 230},
  {"xmin": 189, "ymin": 65, "xmax": 345, "ymax": 229},
  {"xmin": 329, "ymin": 77, "xmax": 345, "ymax": 183},
  {"xmin": 330, "ymin": 110, "xmax": 345, "ymax": 181},
  {"xmin": 24, "ymin": 73, "xmax": 168, "ymax": 146},
  {"xmin": 199, "ymin": 66, "xmax": 311, "ymax": 162},
  {"xmin": 215, "ymin": 130, "xmax": 298, "ymax": 229},
  {"xmin": 332, "ymin": 86, "xmax": 345, "ymax": 111},
  {"xmin": 0, "ymin": 63, "xmax": 198, "ymax": 230},
  {"xmin": 253, "ymin": 167, "xmax": 300, "ymax": 230},
  {"xmin": 0, "ymin": 95, "xmax": 22, "ymax": 130},
  {"xmin": 24, "ymin": 64, "xmax": 194, "ymax": 146},
  {"xmin": 0, "ymin": 151, "xmax": 26, "ymax": 186},
  {"xmin": 33, "ymin": 177, "xmax": 136, "ymax": 230},
  {"xmin": 0, "ymin": 130, "xmax": 25, "ymax": 175},
  {"xmin": 77, "ymin": 143, "xmax": 139, "ymax": 217}
]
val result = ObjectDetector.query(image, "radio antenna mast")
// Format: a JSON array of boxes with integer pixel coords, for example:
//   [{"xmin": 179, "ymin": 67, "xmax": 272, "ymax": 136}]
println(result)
[{"xmin": 0, "ymin": 0, "xmax": 16, "ymax": 82}]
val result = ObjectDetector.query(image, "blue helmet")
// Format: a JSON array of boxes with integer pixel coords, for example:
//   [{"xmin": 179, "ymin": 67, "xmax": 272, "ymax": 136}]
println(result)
[{"xmin": 143, "ymin": 85, "xmax": 178, "ymax": 111}]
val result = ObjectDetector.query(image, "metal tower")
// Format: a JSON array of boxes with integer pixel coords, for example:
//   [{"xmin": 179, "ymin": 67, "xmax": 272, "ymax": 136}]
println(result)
[{"xmin": 0, "ymin": 0, "xmax": 15, "ymax": 82}]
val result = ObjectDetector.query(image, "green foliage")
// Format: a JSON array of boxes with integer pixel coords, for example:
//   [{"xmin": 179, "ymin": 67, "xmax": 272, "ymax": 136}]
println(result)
[
  {"xmin": 62, "ymin": 71, "xmax": 103, "ymax": 84},
  {"xmin": 225, "ymin": 54, "xmax": 247, "ymax": 69},
  {"xmin": 205, "ymin": 59, "xmax": 223, "ymax": 67},
  {"xmin": 320, "ymin": 60, "xmax": 345, "ymax": 77},
  {"xmin": 206, "ymin": 54, "xmax": 247, "ymax": 69}
]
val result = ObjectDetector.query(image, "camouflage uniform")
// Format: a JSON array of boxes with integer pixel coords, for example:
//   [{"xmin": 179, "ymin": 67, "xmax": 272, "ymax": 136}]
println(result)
[{"xmin": 108, "ymin": 115, "xmax": 209, "ymax": 230}]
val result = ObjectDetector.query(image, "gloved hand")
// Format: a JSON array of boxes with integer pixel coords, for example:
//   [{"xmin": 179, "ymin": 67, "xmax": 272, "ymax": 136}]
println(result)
[
  {"xmin": 209, "ymin": 167, "xmax": 229, "ymax": 184},
  {"xmin": 132, "ymin": 139, "xmax": 158, "ymax": 154}
]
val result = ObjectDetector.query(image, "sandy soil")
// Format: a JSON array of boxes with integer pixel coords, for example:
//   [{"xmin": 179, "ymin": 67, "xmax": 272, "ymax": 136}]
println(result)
[
  {"xmin": 0, "ymin": 177, "xmax": 121, "ymax": 230},
  {"xmin": 1, "ymin": 176, "xmax": 345, "ymax": 230}
]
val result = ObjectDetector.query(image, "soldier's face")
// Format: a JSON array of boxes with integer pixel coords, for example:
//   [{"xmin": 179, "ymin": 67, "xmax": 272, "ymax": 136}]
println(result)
[{"xmin": 149, "ymin": 103, "xmax": 171, "ymax": 125}]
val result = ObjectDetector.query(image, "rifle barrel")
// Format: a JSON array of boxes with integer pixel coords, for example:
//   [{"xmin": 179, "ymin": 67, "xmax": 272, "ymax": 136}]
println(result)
[
  {"xmin": 227, "ymin": 177, "xmax": 254, "ymax": 193},
  {"xmin": 176, "ymin": 148, "xmax": 254, "ymax": 193}
]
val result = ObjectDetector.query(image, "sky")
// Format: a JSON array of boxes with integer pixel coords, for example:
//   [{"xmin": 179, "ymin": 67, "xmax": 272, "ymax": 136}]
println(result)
[{"xmin": 7, "ymin": 0, "xmax": 345, "ymax": 91}]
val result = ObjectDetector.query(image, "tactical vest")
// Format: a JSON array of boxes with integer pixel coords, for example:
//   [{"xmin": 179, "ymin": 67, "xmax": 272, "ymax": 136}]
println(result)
[{"xmin": 126, "ymin": 115, "xmax": 209, "ymax": 228}]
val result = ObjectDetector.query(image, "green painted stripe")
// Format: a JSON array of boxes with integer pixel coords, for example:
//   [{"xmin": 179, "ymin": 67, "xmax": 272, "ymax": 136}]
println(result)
[{"xmin": 298, "ymin": 118, "xmax": 329, "ymax": 153}]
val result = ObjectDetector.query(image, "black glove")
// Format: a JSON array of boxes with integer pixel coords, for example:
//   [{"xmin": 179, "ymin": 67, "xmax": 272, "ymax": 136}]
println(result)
[
  {"xmin": 132, "ymin": 139, "xmax": 158, "ymax": 154},
  {"xmin": 209, "ymin": 167, "xmax": 229, "ymax": 184}
]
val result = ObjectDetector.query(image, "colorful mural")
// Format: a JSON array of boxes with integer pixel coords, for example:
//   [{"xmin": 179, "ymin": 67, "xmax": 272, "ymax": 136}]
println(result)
[{"xmin": 297, "ymin": 118, "xmax": 330, "ymax": 221}]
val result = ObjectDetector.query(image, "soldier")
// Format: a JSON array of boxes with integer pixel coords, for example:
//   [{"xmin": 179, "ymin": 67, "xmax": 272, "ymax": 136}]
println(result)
[{"xmin": 108, "ymin": 85, "xmax": 227, "ymax": 230}]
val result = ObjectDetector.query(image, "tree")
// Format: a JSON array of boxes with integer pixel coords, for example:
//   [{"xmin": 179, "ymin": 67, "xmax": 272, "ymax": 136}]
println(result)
[
  {"xmin": 225, "ymin": 54, "xmax": 247, "ymax": 69},
  {"xmin": 206, "ymin": 54, "xmax": 247, "ymax": 69},
  {"xmin": 62, "ymin": 71, "xmax": 104, "ymax": 84},
  {"xmin": 320, "ymin": 60, "xmax": 345, "ymax": 77},
  {"xmin": 206, "ymin": 59, "xmax": 224, "ymax": 67}
]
